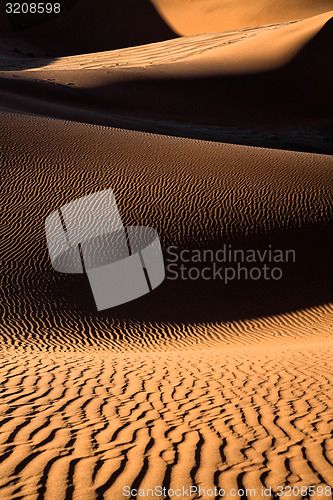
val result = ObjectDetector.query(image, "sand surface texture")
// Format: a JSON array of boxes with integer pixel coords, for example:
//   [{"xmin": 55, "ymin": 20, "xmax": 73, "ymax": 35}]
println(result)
[
  {"xmin": 0, "ymin": 2, "xmax": 332, "ymax": 499},
  {"xmin": 1, "ymin": 10, "xmax": 332, "ymax": 153}
]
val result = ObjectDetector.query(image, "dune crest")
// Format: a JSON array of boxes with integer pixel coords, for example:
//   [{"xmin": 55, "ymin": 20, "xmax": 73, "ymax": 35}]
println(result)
[{"xmin": 0, "ymin": 0, "xmax": 178, "ymax": 56}]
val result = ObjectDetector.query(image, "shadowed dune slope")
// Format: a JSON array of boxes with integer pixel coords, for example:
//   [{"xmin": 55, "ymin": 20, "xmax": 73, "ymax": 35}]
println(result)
[
  {"xmin": 152, "ymin": 0, "xmax": 333, "ymax": 34},
  {"xmin": 1, "ymin": 110, "xmax": 332, "ymax": 349},
  {"xmin": 0, "ymin": 0, "xmax": 178, "ymax": 56}
]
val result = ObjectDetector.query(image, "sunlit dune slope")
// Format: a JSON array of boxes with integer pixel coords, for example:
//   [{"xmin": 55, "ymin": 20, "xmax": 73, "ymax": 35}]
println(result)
[
  {"xmin": 152, "ymin": 0, "xmax": 333, "ymax": 34},
  {"xmin": 13, "ymin": 11, "xmax": 330, "ymax": 72},
  {"xmin": 2, "ymin": 0, "xmax": 333, "ymax": 54},
  {"xmin": 0, "ymin": 343, "xmax": 332, "ymax": 499}
]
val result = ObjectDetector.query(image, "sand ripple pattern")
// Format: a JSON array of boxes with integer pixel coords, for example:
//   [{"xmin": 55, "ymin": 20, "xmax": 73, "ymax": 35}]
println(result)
[
  {"xmin": 1, "ymin": 111, "xmax": 333, "ymax": 498},
  {"xmin": 1, "ymin": 110, "xmax": 332, "ymax": 348},
  {"xmin": 0, "ymin": 345, "xmax": 332, "ymax": 499}
]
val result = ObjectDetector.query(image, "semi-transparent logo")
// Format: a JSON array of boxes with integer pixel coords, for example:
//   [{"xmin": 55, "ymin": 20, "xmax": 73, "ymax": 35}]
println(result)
[{"xmin": 45, "ymin": 189, "xmax": 165, "ymax": 311}]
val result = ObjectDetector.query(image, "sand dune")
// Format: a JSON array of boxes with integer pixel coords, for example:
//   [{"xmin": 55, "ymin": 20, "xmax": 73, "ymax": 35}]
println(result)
[
  {"xmin": 5, "ymin": 10, "xmax": 332, "ymax": 74},
  {"xmin": 2, "ymin": 22, "xmax": 294, "ymax": 71},
  {"xmin": 0, "ymin": 109, "xmax": 333, "ymax": 497},
  {"xmin": 0, "ymin": 0, "xmax": 178, "ymax": 56},
  {"xmin": 2, "ymin": 0, "xmax": 333, "ymax": 56},
  {"xmin": 0, "ymin": 343, "xmax": 332, "ymax": 499},
  {"xmin": 0, "ymin": 2, "xmax": 333, "ymax": 499},
  {"xmin": 0, "ymin": 12, "xmax": 332, "ymax": 147}
]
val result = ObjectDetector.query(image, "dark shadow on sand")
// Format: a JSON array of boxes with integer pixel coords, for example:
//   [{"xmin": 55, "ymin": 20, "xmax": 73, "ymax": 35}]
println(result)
[
  {"xmin": 2, "ymin": 0, "xmax": 178, "ymax": 56},
  {"xmin": 80, "ymin": 17, "xmax": 333, "ymax": 152},
  {"xmin": 54, "ymin": 222, "xmax": 332, "ymax": 325}
]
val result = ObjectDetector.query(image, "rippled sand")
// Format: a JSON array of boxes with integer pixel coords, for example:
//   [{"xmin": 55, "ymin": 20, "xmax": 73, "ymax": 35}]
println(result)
[
  {"xmin": 0, "ymin": 4, "xmax": 333, "ymax": 499},
  {"xmin": 1, "ymin": 111, "xmax": 332, "ymax": 499}
]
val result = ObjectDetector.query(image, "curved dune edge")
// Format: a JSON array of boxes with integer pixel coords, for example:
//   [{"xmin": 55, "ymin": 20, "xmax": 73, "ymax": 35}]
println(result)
[
  {"xmin": 180, "ymin": 10, "xmax": 333, "ymax": 73},
  {"xmin": 1, "ymin": 12, "xmax": 332, "ymax": 142},
  {"xmin": 152, "ymin": 0, "xmax": 333, "ymax": 35},
  {"xmin": 2, "ymin": 0, "xmax": 333, "ymax": 57}
]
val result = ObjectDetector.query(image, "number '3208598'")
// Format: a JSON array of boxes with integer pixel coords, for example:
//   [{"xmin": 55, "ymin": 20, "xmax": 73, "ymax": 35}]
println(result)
[
  {"xmin": 276, "ymin": 485, "xmax": 332, "ymax": 496},
  {"xmin": 5, "ymin": 3, "xmax": 61, "ymax": 14}
]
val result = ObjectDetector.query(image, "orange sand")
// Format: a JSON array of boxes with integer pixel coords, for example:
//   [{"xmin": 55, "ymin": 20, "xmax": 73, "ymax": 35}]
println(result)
[{"xmin": 0, "ymin": 3, "xmax": 332, "ymax": 499}]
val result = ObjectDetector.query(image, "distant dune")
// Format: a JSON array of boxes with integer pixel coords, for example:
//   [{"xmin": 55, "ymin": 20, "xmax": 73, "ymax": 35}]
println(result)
[
  {"xmin": 152, "ymin": 0, "xmax": 333, "ymax": 34},
  {"xmin": 2, "ymin": 0, "xmax": 333, "ymax": 56},
  {"xmin": 1, "ymin": 11, "xmax": 332, "ymax": 136}
]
